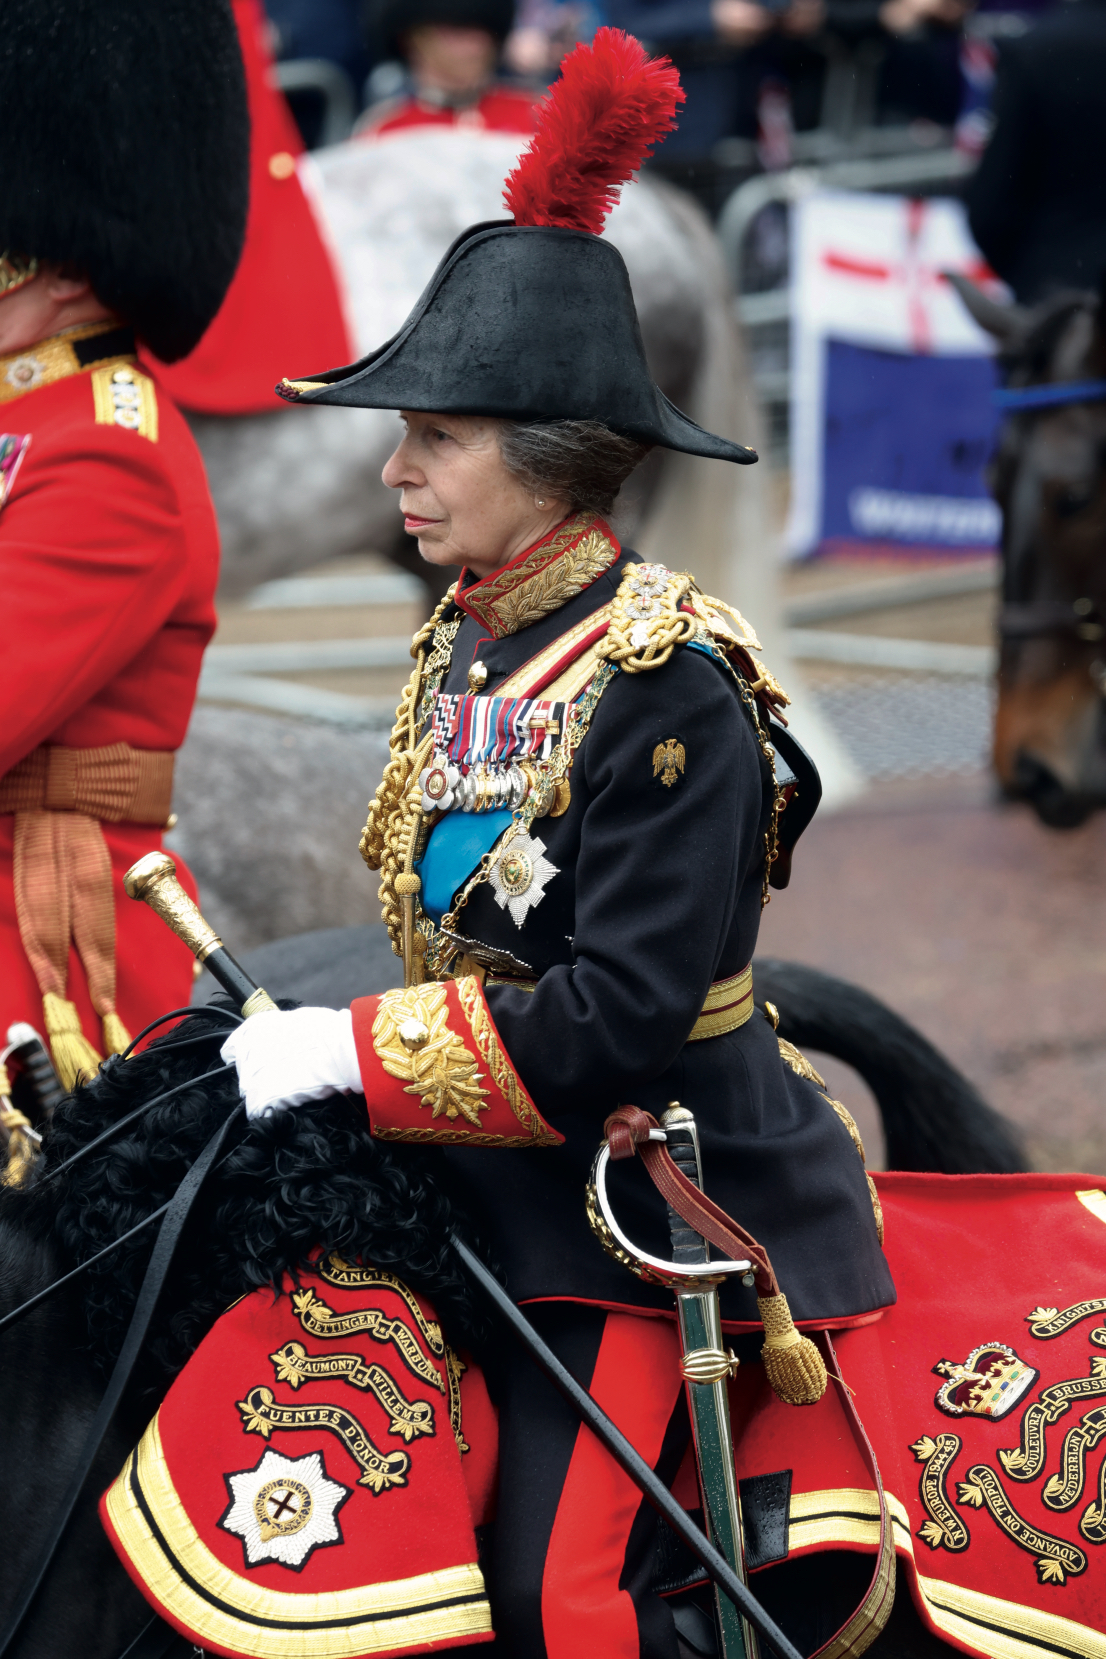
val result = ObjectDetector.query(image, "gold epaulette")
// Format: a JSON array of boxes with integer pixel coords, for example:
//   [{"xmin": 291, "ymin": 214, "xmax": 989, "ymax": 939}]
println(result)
[
  {"xmin": 91, "ymin": 363, "xmax": 158, "ymax": 442},
  {"xmin": 596, "ymin": 562, "xmax": 790, "ymax": 708},
  {"xmin": 596, "ymin": 562, "xmax": 696, "ymax": 672}
]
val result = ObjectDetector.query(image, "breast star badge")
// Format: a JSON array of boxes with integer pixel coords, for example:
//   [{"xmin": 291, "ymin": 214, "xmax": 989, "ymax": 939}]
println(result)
[
  {"xmin": 220, "ymin": 1447, "xmax": 351, "ymax": 1570},
  {"xmin": 489, "ymin": 831, "xmax": 559, "ymax": 928},
  {"xmin": 652, "ymin": 738, "xmax": 685, "ymax": 789}
]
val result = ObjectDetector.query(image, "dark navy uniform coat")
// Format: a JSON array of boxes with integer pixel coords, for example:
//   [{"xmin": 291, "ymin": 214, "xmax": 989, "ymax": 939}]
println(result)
[{"xmin": 435, "ymin": 550, "xmax": 895, "ymax": 1327}]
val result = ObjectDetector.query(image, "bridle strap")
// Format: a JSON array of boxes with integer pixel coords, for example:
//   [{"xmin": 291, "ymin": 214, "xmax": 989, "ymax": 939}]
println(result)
[
  {"xmin": 994, "ymin": 378, "xmax": 1106, "ymax": 412},
  {"xmin": 1000, "ymin": 600, "xmax": 1105, "ymax": 642},
  {"xmin": 0, "ymin": 1104, "xmax": 243, "ymax": 1657}
]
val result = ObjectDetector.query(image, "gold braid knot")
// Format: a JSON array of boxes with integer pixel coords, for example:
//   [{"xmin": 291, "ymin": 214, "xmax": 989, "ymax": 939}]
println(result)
[{"xmin": 596, "ymin": 566, "xmax": 698, "ymax": 672}]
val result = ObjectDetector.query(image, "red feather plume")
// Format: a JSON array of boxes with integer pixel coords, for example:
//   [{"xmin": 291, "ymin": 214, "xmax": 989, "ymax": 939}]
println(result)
[{"xmin": 503, "ymin": 28, "xmax": 684, "ymax": 235}]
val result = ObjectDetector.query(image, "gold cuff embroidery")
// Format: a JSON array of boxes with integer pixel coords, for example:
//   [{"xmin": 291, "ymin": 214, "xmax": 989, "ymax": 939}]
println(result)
[
  {"xmin": 371, "ymin": 984, "xmax": 490, "ymax": 1126},
  {"xmin": 455, "ymin": 974, "xmax": 560, "ymax": 1144}
]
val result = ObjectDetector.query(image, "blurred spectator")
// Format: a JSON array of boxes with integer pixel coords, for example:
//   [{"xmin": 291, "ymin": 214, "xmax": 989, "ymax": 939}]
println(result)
[
  {"xmin": 503, "ymin": 0, "xmax": 603, "ymax": 79},
  {"xmin": 605, "ymin": 0, "xmax": 828, "ymax": 157},
  {"xmin": 360, "ymin": 0, "xmax": 539, "ymax": 133},
  {"xmin": 966, "ymin": 0, "xmax": 1106, "ymax": 302},
  {"xmin": 827, "ymin": 0, "xmax": 971, "ymax": 127}
]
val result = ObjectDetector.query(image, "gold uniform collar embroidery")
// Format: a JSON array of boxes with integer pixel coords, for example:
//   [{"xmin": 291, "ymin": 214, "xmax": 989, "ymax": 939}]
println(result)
[
  {"xmin": 0, "ymin": 321, "xmax": 138, "ymax": 404},
  {"xmin": 454, "ymin": 513, "xmax": 621, "ymax": 639}
]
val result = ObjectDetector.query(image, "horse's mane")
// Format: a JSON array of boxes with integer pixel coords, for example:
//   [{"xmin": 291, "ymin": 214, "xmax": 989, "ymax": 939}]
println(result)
[{"xmin": 1, "ymin": 1006, "xmax": 485, "ymax": 1404}]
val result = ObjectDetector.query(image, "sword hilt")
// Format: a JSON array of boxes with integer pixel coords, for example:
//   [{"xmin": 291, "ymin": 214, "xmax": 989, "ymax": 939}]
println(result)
[
  {"xmin": 123, "ymin": 851, "xmax": 277, "ymax": 1018},
  {"xmin": 660, "ymin": 1103, "xmax": 708, "ymax": 1265}
]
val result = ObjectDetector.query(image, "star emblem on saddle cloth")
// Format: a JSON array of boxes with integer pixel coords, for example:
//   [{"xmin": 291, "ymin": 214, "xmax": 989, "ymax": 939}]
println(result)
[
  {"xmin": 489, "ymin": 831, "xmax": 559, "ymax": 928},
  {"xmin": 220, "ymin": 1448, "xmax": 351, "ymax": 1570}
]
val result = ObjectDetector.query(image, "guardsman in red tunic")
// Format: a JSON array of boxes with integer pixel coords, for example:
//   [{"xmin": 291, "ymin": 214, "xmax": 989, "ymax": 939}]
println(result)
[
  {"xmin": 0, "ymin": 0, "xmax": 249, "ymax": 1087},
  {"xmin": 359, "ymin": 0, "xmax": 540, "ymax": 137}
]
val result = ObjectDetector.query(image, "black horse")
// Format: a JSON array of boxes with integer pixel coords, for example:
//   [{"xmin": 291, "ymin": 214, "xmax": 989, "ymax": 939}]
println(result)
[
  {"xmin": 950, "ymin": 274, "xmax": 1106, "ymax": 827},
  {"xmin": 0, "ymin": 963, "xmax": 1023, "ymax": 1659}
]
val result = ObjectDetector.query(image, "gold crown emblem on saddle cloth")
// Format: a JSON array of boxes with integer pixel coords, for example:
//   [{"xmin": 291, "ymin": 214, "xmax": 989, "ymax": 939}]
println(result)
[{"xmin": 933, "ymin": 1341, "xmax": 1040, "ymax": 1420}]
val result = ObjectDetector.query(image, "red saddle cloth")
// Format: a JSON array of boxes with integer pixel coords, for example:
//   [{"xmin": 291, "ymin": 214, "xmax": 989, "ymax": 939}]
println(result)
[
  {"xmin": 100, "ymin": 1256, "xmax": 497, "ymax": 1659},
  {"xmin": 731, "ymin": 1172, "xmax": 1106, "ymax": 1659}
]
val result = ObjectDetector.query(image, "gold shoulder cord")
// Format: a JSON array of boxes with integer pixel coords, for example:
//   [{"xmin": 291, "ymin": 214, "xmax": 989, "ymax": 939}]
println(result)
[
  {"xmin": 359, "ymin": 589, "xmax": 619, "ymax": 985},
  {"xmin": 359, "ymin": 589, "xmax": 460, "ymax": 981}
]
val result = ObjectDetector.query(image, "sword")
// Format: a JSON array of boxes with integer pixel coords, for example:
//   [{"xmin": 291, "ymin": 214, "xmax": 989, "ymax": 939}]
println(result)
[
  {"xmin": 586, "ymin": 1107, "xmax": 765, "ymax": 1659},
  {"xmin": 661, "ymin": 1104, "xmax": 760, "ymax": 1659}
]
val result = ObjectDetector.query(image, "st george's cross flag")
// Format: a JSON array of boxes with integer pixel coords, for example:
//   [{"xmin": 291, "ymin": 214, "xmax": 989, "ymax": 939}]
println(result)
[{"xmin": 787, "ymin": 190, "xmax": 1006, "ymax": 561}]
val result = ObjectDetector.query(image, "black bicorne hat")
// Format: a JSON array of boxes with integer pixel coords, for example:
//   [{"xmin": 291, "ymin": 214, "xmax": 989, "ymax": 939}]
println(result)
[
  {"xmin": 278, "ymin": 29, "xmax": 757, "ymax": 466},
  {"xmin": 0, "ymin": 0, "xmax": 249, "ymax": 363}
]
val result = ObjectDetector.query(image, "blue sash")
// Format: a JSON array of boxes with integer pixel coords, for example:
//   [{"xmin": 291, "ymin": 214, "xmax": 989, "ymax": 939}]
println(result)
[{"xmin": 415, "ymin": 808, "xmax": 513, "ymax": 924}]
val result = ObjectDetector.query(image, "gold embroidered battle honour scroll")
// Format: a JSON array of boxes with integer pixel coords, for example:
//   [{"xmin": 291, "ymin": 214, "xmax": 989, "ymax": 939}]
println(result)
[
  {"xmin": 236, "ymin": 1386, "xmax": 410, "ymax": 1494},
  {"xmin": 911, "ymin": 1435, "xmax": 970, "ymax": 1552},
  {"xmin": 957, "ymin": 1465, "xmax": 1088, "ymax": 1584},
  {"xmin": 291, "ymin": 1288, "xmax": 445, "ymax": 1393},
  {"xmin": 999, "ymin": 1359, "xmax": 1106, "ymax": 1481},
  {"xmin": 268, "ymin": 1342, "xmax": 436, "ymax": 1443}
]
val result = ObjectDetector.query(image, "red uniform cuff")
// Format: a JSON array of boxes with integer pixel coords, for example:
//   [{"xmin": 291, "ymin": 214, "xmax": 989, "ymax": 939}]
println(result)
[{"xmin": 350, "ymin": 977, "xmax": 563, "ymax": 1148}]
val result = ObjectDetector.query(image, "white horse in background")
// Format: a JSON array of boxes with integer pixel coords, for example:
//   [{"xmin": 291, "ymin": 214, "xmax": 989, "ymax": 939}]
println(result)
[{"xmin": 188, "ymin": 128, "xmax": 768, "ymax": 604}]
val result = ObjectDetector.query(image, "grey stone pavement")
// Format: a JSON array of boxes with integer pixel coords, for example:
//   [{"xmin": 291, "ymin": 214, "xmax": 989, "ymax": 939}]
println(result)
[{"xmin": 757, "ymin": 771, "xmax": 1106, "ymax": 1175}]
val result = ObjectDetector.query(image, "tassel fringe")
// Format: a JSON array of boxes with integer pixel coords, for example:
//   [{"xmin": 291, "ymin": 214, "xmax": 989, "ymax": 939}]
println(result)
[
  {"xmin": 101, "ymin": 1010, "xmax": 132, "ymax": 1057},
  {"xmin": 0, "ymin": 1105, "xmax": 38, "ymax": 1187},
  {"xmin": 758, "ymin": 1292, "xmax": 828, "ymax": 1405},
  {"xmin": 42, "ymin": 991, "xmax": 102, "ymax": 1091}
]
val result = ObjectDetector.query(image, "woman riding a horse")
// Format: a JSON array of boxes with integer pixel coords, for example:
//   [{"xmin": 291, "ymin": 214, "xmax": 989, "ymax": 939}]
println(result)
[{"xmin": 219, "ymin": 30, "xmax": 893, "ymax": 1658}]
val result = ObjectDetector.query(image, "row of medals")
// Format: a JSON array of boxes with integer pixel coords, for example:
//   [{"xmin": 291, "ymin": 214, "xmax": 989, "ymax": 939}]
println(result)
[{"xmin": 419, "ymin": 755, "xmax": 556, "ymax": 818}]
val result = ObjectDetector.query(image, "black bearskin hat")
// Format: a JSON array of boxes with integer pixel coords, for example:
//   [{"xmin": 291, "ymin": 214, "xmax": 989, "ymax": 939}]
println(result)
[
  {"xmin": 0, "ymin": 0, "xmax": 249, "ymax": 363},
  {"xmin": 279, "ymin": 29, "xmax": 756, "ymax": 466},
  {"xmin": 372, "ymin": 0, "xmax": 516, "ymax": 61}
]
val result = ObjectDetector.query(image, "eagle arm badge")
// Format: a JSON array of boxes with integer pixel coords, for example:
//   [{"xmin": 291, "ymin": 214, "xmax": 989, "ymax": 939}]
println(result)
[{"xmin": 652, "ymin": 738, "xmax": 685, "ymax": 788}]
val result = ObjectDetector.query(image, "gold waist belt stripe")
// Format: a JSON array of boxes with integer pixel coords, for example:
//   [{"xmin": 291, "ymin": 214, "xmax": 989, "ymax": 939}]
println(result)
[
  {"xmin": 0, "ymin": 742, "xmax": 176, "ymax": 1090},
  {"xmin": 486, "ymin": 963, "xmax": 756, "ymax": 1041},
  {"xmin": 687, "ymin": 964, "xmax": 754, "ymax": 1041}
]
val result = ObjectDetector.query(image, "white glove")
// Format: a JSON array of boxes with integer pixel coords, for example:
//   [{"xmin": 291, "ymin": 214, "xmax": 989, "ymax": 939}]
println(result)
[{"xmin": 220, "ymin": 1006, "xmax": 363, "ymax": 1121}]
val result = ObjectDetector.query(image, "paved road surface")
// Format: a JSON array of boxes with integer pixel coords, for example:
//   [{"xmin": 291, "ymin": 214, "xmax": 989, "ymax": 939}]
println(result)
[{"xmin": 759, "ymin": 772, "xmax": 1106, "ymax": 1176}]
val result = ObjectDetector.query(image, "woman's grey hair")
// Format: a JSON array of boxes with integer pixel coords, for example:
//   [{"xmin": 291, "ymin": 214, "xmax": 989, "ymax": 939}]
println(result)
[{"xmin": 496, "ymin": 419, "xmax": 652, "ymax": 517}]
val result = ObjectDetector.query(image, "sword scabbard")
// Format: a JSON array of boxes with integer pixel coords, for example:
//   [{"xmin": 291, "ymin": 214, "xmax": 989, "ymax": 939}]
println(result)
[{"xmin": 661, "ymin": 1105, "xmax": 759, "ymax": 1659}]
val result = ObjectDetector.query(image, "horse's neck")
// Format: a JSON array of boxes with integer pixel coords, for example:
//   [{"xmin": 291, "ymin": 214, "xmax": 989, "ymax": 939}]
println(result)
[{"xmin": 0, "ymin": 1221, "xmax": 151, "ymax": 1659}]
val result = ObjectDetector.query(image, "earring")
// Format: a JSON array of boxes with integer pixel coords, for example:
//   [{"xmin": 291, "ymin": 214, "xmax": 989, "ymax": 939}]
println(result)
[{"xmin": 536, "ymin": 497, "xmax": 546, "ymax": 507}]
